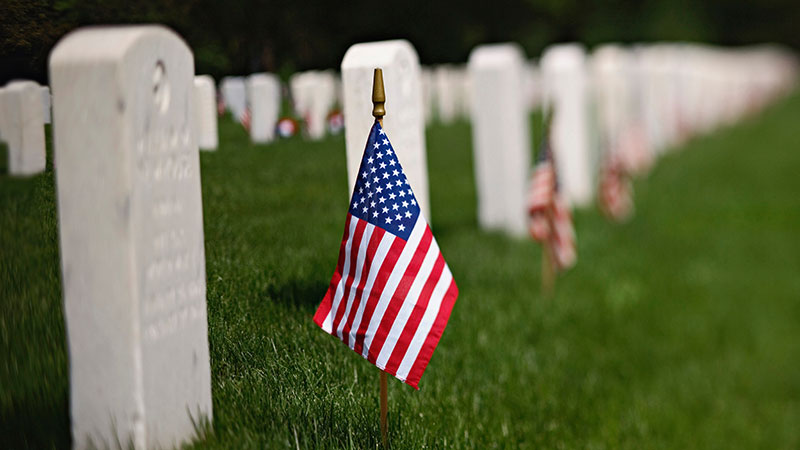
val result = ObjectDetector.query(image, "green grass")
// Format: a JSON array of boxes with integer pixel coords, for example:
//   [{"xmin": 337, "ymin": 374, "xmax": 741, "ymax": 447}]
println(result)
[{"xmin": 2, "ymin": 94, "xmax": 800, "ymax": 448}]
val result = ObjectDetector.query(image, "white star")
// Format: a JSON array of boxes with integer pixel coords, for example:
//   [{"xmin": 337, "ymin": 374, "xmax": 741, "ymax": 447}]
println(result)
[
  {"xmin": 385, "ymin": 217, "xmax": 392, "ymax": 224},
  {"xmin": 367, "ymin": 191, "xmax": 374, "ymax": 198},
  {"xmin": 352, "ymin": 202, "xmax": 358, "ymax": 209},
  {"xmin": 371, "ymin": 167, "xmax": 377, "ymax": 173},
  {"xmin": 386, "ymin": 148, "xmax": 393, "ymax": 155},
  {"xmin": 382, "ymin": 206, "xmax": 389, "ymax": 214},
  {"xmin": 382, "ymin": 139, "xmax": 388, "ymax": 145},
  {"xmin": 405, "ymin": 179, "xmax": 410, "ymax": 185},
  {"xmin": 367, "ymin": 157, "xmax": 374, "ymax": 164},
  {"xmin": 402, "ymin": 201, "xmax": 409, "ymax": 208},
  {"xmin": 398, "ymin": 190, "xmax": 406, "ymax": 197},
  {"xmin": 362, "ymin": 206, "xmax": 368, "ymax": 213},
  {"xmin": 389, "ymin": 159, "xmax": 396, "ymax": 166},
  {"xmin": 398, "ymin": 224, "xmax": 405, "ymax": 231},
  {"xmin": 392, "ymin": 203, "xmax": 399, "ymax": 210},
  {"xmin": 410, "ymin": 199, "xmax": 416, "ymax": 206},
  {"xmin": 392, "ymin": 169, "xmax": 399, "ymax": 176},
  {"xmin": 373, "ymin": 142, "xmax": 380, "ymax": 149},
  {"xmin": 383, "ymin": 173, "xmax": 390, "ymax": 179},
  {"xmin": 373, "ymin": 177, "xmax": 379, "ymax": 183},
  {"xmin": 380, "ymin": 162, "xmax": 387, "ymax": 169},
  {"xmin": 376, "ymin": 151, "xmax": 383, "ymax": 159},
  {"xmin": 373, "ymin": 211, "xmax": 379, "ymax": 218},
  {"xmin": 379, "ymin": 196, "xmax": 386, "ymax": 203},
  {"xmin": 359, "ymin": 187, "xmax": 363, "ymax": 194},
  {"xmin": 395, "ymin": 214, "xmax": 401, "ymax": 220},
  {"xmin": 376, "ymin": 186, "xmax": 383, "ymax": 194},
  {"xmin": 395, "ymin": 180, "xmax": 403, "ymax": 187},
  {"xmin": 379, "ymin": 128, "xmax": 385, "ymax": 135},
  {"xmin": 365, "ymin": 181, "xmax": 371, "ymax": 188},
  {"xmin": 371, "ymin": 201, "xmax": 376, "ymax": 207},
  {"xmin": 389, "ymin": 193, "xmax": 396, "ymax": 200},
  {"xmin": 362, "ymin": 171, "xmax": 367, "ymax": 178},
  {"xmin": 385, "ymin": 183, "xmax": 393, "ymax": 191},
  {"xmin": 405, "ymin": 211, "xmax": 412, "ymax": 218}
]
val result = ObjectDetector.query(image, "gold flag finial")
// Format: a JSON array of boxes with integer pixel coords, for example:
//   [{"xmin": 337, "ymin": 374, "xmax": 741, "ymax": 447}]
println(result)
[{"xmin": 372, "ymin": 68, "xmax": 386, "ymax": 124}]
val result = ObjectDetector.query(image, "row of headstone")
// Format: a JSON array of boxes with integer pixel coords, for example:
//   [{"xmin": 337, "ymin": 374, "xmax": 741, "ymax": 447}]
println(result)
[
  {"xmin": 49, "ymin": 25, "xmax": 213, "ymax": 449},
  {"xmin": 587, "ymin": 42, "xmax": 798, "ymax": 197},
  {"xmin": 463, "ymin": 41, "xmax": 796, "ymax": 235}
]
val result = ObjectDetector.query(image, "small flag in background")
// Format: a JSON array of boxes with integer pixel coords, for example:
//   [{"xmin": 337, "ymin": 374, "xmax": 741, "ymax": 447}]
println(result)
[
  {"xmin": 240, "ymin": 108, "xmax": 252, "ymax": 132},
  {"xmin": 314, "ymin": 121, "xmax": 458, "ymax": 389},
  {"xmin": 217, "ymin": 93, "xmax": 226, "ymax": 117},
  {"xmin": 527, "ymin": 127, "xmax": 577, "ymax": 271},
  {"xmin": 598, "ymin": 152, "xmax": 634, "ymax": 222}
]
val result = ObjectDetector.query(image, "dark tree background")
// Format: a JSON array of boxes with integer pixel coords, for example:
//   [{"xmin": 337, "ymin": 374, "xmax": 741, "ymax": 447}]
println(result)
[{"xmin": 1, "ymin": 0, "xmax": 798, "ymax": 84}]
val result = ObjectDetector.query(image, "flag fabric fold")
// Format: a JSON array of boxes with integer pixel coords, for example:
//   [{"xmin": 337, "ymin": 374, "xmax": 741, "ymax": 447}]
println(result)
[
  {"xmin": 314, "ymin": 121, "xmax": 458, "ymax": 389},
  {"xmin": 527, "ymin": 126, "xmax": 577, "ymax": 272}
]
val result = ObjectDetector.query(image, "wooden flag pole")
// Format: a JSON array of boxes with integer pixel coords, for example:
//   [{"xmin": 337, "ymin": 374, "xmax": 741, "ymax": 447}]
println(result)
[
  {"xmin": 372, "ymin": 67, "xmax": 389, "ymax": 448},
  {"xmin": 541, "ymin": 240, "xmax": 555, "ymax": 297}
]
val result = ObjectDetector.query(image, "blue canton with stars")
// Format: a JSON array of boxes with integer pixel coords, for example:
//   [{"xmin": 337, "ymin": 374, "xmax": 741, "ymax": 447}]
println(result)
[{"xmin": 348, "ymin": 121, "xmax": 420, "ymax": 241}]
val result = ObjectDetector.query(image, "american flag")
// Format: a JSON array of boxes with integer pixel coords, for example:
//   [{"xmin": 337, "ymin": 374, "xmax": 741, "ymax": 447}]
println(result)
[
  {"xmin": 527, "ymin": 127, "xmax": 577, "ymax": 271},
  {"xmin": 240, "ymin": 108, "xmax": 251, "ymax": 132},
  {"xmin": 314, "ymin": 121, "xmax": 458, "ymax": 389},
  {"xmin": 598, "ymin": 152, "xmax": 634, "ymax": 223}
]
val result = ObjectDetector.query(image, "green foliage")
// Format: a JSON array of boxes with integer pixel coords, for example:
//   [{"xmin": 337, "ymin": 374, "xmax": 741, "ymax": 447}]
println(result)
[
  {"xmin": 2, "ymin": 0, "xmax": 800, "ymax": 85},
  {"xmin": 2, "ymin": 95, "xmax": 800, "ymax": 448}
]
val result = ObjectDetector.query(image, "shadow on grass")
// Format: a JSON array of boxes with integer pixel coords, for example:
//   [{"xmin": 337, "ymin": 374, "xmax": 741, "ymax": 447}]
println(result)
[
  {"xmin": 0, "ymin": 395, "xmax": 70, "ymax": 449},
  {"xmin": 264, "ymin": 276, "xmax": 327, "ymax": 311}
]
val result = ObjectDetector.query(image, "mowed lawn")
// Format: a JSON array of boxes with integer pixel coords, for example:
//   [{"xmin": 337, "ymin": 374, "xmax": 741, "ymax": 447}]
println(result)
[{"xmin": 2, "ymin": 92, "xmax": 800, "ymax": 449}]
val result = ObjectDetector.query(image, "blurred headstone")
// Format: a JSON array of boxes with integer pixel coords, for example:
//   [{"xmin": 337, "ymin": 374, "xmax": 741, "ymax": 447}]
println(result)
[
  {"xmin": 246, "ymin": 73, "xmax": 281, "ymax": 143},
  {"xmin": 290, "ymin": 70, "xmax": 337, "ymax": 140},
  {"xmin": 468, "ymin": 43, "xmax": 531, "ymax": 237},
  {"xmin": 541, "ymin": 44, "xmax": 595, "ymax": 208},
  {"xmin": 193, "ymin": 75, "xmax": 218, "ymax": 150},
  {"xmin": 50, "ymin": 25, "xmax": 213, "ymax": 449},
  {"xmin": 0, "ymin": 80, "xmax": 46, "ymax": 175},
  {"xmin": 341, "ymin": 40, "xmax": 431, "ymax": 220},
  {"xmin": 220, "ymin": 76, "xmax": 247, "ymax": 121}
]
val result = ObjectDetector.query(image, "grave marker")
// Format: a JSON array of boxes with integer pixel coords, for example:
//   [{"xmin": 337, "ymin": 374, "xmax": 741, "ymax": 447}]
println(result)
[
  {"xmin": 541, "ymin": 44, "xmax": 595, "ymax": 207},
  {"xmin": 341, "ymin": 40, "xmax": 430, "ymax": 220},
  {"xmin": 246, "ymin": 73, "xmax": 281, "ymax": 143},
  {"xmin": 0, "ymin": 80, "xmax": 46, "ymax": 175},
  {"xmin": 193, "ymin": 75, "xmax": 218, "ymax": 150},
  {"xmin": 50, "ymin": 25, "xmax": 212, "ymax": 449},
  {"xmin": 468, "ymin": 43, "xmax": 531, "ymax": 236}
]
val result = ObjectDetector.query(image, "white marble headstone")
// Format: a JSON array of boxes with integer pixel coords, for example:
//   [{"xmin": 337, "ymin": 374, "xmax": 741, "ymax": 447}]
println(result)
[
  {"xmin": 467, "ymin": 43, "xmax": 531, "ymax": 237},
  {"xmin": 541, "ymin": 43, "xmax": 595, "ymax": 208},
  {"xmin": 290, "ymin": 70, "xmax": 337, "ymax": 140},
  {"xmin": 434, "ymin": 65, "xmax": 459, "ymax": 124},
  {"xmin": 193, "ymin": 75, "xmax": 218, "ymax": 151},
  {"xmin": 341, "ymin": 40, "xmax": 431, "ymax": 220},
  {"xmin": 49, "ymin": 25, "xmax": 212, "ymax": 450},
  {"xmin": 220, "ymin": 76, "xmax": 247, "ymax": 121},
  {"xmin": 0, "ymin": 80, "xmax": 46, "ymax": 175},
  {"xmin": 246, "ymin": 72, "xmax": 281, "ymax": 143}
]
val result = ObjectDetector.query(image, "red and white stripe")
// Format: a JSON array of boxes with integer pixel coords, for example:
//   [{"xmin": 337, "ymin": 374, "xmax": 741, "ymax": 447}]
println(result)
[
  {"xmin": 599, "ymin": 155, "xmax": 633, "ymax": 223},
  {"xmin": 313, "ymin": 215, "xmax": 458, "ymax": 389},
  {"xmin": 240, "ymin": 108, "xmax": 251, "ymax": 132},
  {"xmin": 527, "ymin": 161, "xmax": 555, "ymax": 242},
  {"xmin": 551, "ymin": 194, "xmax": 577, "ymax": 270}
]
